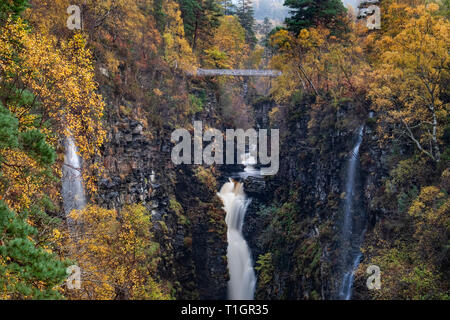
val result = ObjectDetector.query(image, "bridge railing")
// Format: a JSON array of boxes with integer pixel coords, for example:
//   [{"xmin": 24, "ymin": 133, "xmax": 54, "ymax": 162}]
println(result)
[{"xmin": 188, "ymin": 68, "xmax": 282, "ymax": 77}]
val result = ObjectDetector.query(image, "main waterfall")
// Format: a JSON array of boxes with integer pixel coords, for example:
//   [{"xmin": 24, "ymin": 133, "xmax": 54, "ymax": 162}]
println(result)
[
  {"xmin": 338, "ymin": 125, "xmax": 366, "ymax": 300},
  {"xmin": 62, "ymin": 137, "xmax": 86, "ymax": 222},
  {"xmin": 218, "ymin": 180, "xmax": 256, "ymax": 300}
]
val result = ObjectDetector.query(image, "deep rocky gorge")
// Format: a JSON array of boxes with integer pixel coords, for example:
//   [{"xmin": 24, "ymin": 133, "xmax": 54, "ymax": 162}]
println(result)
[
  {"xmin": 2, "ymin": 0, "xmax": 447, "ymax": 302},
  {"xmin": 93, "ymin": 78, "xmax": 391, "ymax": 300},
  {"xmin": 241, "ymin": 97, "xmax": 390, "ymax": 300},
  {"xmin": 94, "ymin": 84, "xmax": 230, "ymax": 299}
]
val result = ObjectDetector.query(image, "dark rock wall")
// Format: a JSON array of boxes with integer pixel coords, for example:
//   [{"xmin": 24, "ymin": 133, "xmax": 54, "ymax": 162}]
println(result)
[
  {"xmin": 95, "ymin": 82, "xmax": 229, "ymax": 299},
  {"xmin": 93, "ymin": 77, "xmax": 389, "ymax": 300},
  {"xmin": 243, "ymin": 98, "xmax": 387, "ymax": 300}
]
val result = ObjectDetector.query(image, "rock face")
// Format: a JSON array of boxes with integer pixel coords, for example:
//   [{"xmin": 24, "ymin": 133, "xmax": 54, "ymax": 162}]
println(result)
[
  {"xmin": 243, "ymin": 176, "xmax": 266, "ymax": 197},
  {"xmin": 97, "ymin": 119, "xmax": 156, "ymax": 209},
  {"xmin": 175, "ymin": 166, "xmax": 228, "ymax": 299},
  {"xmin": 95, "ymin": 98, "xmax": 228, "ymax": 299},
  {"xmin": 93, "ymin": 77, "xmax": 389, "ymax": 301},
  {"xmin": 239, "ymin": 97, "xmax": 389, "ymax": 300}
]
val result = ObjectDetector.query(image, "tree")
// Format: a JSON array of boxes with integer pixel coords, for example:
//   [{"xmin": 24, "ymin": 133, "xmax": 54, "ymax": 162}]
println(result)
[
  {"xmin": 219, "ymin": 0, "xmax": 236, "ymax": 14},
  {"xmin": 236, "ymin": 0, "xmax": 257, "ymax": 47},
  {"xmin": 261, "ymin": 17, "xmax": 273, "ymax": 36},
  {"xmin": 0, "ymin": 201, "xmax": 69, "ymax": 299},
  {"xmin": 154, "ymin": 0, "xmax": 166, "ymax": 33},
  {"xmin": 0, "ymin": 0, "xmax": 29, "ymax": 21},
  {"xmin": 63, "ymin": 204, "xmax": 172, "ymax": 300},
  {"xmin": 0, "ymin": 103, "xmax": 68, "ymax": 299},
  {"xmin": 0, "ymin": 18, "xmax": 106, "ymax": 193},
  {"xmin": 284, "ymin": 0, "xmax": 347, "ymax": 34},
  {"xmin": 368, "ymin": 4, "xmax": 449, "ymax": 163},
  {"xmin": 254, "ymin": 252, "xmax": 274, "ymax": 299},
  {"xmin": 269, "ymin": 24, "xmax": 370, "ymax": 105},
  {"xmin": 177, "ymin": 0, "xmax": 222, "ymax": 50},
  {"xmin": 162, "ymin": 0, "xmax": 197, "ymax": 71},
  {"xmin": 203, "ymin": 15, "xmax": 249, "ymax": 69},
  {"xmin": 409, "ymin": 186, "xmax": 449, "ymax": 267}
]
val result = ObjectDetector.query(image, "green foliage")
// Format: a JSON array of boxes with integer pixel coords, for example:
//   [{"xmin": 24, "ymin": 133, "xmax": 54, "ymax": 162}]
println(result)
[
  {"xmin": 236, "ymin": 0, "xmax": 257, "ymax": 48},
  {"xmin": 0, "ymin": 91, "xmax": 62, "ymax": 300},
  {"xmin": 0, "ymin": 103, "xmax": 19, "ymax": 149},
  {"xmin": 0, "ymin": 103, "xmax": 55, "ymax": 167},
  {"xmin": 153, "ymin": 0, "xmax": 166, "ymax": 33},
  {"xmin": 284, "ymin": 0, "xmax": 347, "ymax": 34},
  {"xmin": 219, "ymin": 0, "xmax": 236, "ymax": 15},
  {"xmin": 254, "ymin": 252, "xmax": 274, "ymax": 299},
  {"xmin": 194, "ymin": 166, "xmax": 217, "ymax": 191},
  {"xmin": 0, "ymin": 201, "xmax": 68, "ymax": 299},
  {"xmin": 177, "ymin": 0, "xmax": 222, "ymax": 49},
  {"xmin": 0, "ymin": 0, "xmax": 29, "ymax": 21},
  {"xmin": 364, "ymin": 160, "xmax": 449, "ymax": 300},
  {"xmin": 19, "ymin": 130, "xmax": 55, "ymax": 166},
  {"xmin": 188, "ymin": 94, "xmax": 204, "ymax": 114},
  {"xmin": 362, "ymin": 246, "xmax": 448, "ymax": 300},
  {"xmin": 169, "ymin": 198, "xmax": 184, "ymax": 216}
]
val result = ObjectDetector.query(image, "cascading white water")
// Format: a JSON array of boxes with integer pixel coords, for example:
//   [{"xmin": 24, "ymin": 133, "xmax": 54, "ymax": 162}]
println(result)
[
  {"xmin": 338, "ymin": 125, "xmax": 365, "ymax": 300},
  {"xmin": 239, "ymin": 144, "xmax": 260, "ymax": 179},
  {"xmin": 62, "ymin": 137, "xmax": 86, "ymax": 221},
  {"xmin": 218, "ymin": 180, "xmax": 256, "ymax": 300}
]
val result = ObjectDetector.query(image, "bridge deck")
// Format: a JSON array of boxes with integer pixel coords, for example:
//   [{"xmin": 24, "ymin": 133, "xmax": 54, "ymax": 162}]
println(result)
[{"xmin": 190, "ymin": 69, "xmax": 282, "ymax": 77}]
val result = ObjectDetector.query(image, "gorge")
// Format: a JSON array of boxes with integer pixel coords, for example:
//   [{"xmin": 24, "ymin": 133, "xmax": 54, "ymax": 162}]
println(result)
[{"xmin": 1, "ymin": 0, "xmax": 447, "ymax": 301}]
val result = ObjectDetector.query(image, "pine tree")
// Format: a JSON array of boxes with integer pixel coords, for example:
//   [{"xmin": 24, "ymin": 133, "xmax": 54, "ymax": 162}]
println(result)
[
  {"xmin": 0, "ymin": 103, "xmax": 68, "ymax": 299},
  {"xmin": 0, "ymin": 0, "xmax": 29, "ymax": 21},
  {"xmin": 284, "ymin": 0, "xmax": 346, "ymax": 34},
  {"xmin": 0, "ymin": 202, "xmax": 69, "ymax": 299},
  {"xmin": 236, "ymin": 0, "xmax": 257, "ymax": 48},
  {"xmin": 219, "ymin": 0, "xmax": 236, "ymax": 14},
  {"xmin": 261, "ymin": 17, "xmax": 273, "ymax": 35},
  {"xmin": 177, "ymin": 0, "xmax": 222, "ymax": 50},
  {"xmin": 153, "ymin": 0, "xmax": 166, "ymax": 33}
]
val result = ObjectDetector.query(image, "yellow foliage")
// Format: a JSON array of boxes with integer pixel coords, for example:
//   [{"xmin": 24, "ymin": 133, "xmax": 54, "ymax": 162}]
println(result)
[
  {"xmin": 203, "ymin": 15, "xmax": 249, "ymax": 69},
  {"xmin": 64, "ymin": 204, "xmax": 172, "ymax": 300},
  {"xmin": 269, "ymin": 24, "xmax": 370, "ymax": 104},
  {"xmin": 368, "ymin": 4, "xmax": 449, "ymax": 162},
  {"xmin": 0, "ymin": 19, "xmax": 106, "ymax": 195},
  {"xmin": 162, "ymin": 0, "xmax": 196, "ymax": 72}
]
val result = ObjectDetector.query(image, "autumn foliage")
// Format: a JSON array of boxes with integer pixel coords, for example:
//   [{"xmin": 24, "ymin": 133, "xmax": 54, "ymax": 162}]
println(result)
[{"xmin": 0, "ymin": 0, "xmax": 448, "ymax": 301}]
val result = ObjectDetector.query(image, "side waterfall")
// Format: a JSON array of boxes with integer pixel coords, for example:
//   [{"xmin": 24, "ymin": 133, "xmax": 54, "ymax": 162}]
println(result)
[
  {"xmin": 62, "ymin": 137, "xmax": 86, "ymax": 222},
  {"xmin": 338, "ymin": 125, "xmax": 366, "ymax": 300},
  {"xmin": 218, "ymin": 147, "xmax": 258, "ymax": 300}
]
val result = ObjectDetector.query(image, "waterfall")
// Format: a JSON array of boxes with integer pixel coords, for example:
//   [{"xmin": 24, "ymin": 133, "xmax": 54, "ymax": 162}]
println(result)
[
  {"xmin": 218, "ymin": 180, "xmax": 256, "ymax": 300},
  {"xmin": 338, "ymin": 125, "xmax": 366, "ymax": 300},
  {"xmin": 239, "ymin": 144, "xmax": 260, "ymax": 179},
  {"xmin": 62, "ymin": 137, "xmax": 86, "ymax": 221}
]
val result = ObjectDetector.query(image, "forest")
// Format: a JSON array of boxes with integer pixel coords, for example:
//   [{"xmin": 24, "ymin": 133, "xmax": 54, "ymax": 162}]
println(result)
[{"xmin": 0, "ymin": 0, "xmax": 448, "ymax": 301}]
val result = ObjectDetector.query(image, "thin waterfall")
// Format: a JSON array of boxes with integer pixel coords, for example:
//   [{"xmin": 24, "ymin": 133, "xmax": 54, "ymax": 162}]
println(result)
[
  {"xmin": 62, "ymin": 137, "xmax": 86, "ymax": 223},
  {"xmin": 338, "ymin": 125, "xmax": 366, "ymax": 300},
  {"xmin": 218, "ymin": 180, "xmax": 256, "ymax": 300}
]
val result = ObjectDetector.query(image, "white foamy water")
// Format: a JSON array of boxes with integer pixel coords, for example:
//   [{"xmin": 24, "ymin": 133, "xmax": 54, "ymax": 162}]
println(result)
[
  {"xmin": 218, "ymin": 180, "xmax": 256, "ymax": 300},
  {"xmin": 338, "ymin": 125, "xmax": 365, "ymax": 300},
  {"xmin": 239, "ymin": 144, "xmax": 261, "ymax": 179},
  {"xmin": 62, "ymin": 137, "xmax": 86, "ymax": 221}
]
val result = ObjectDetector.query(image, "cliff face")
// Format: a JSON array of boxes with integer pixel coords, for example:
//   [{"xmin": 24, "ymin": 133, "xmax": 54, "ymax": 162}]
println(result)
[
  {"xmin": 93, "ymin": 81, "xmax": 390, "ymax": 300},
  {"xmin": 95, "ymin": 82, "xmax": 229, "ymax": 299},
  {"xmin": 244, "ymin": 97, "xmax": 389, "ymax": 300}
]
